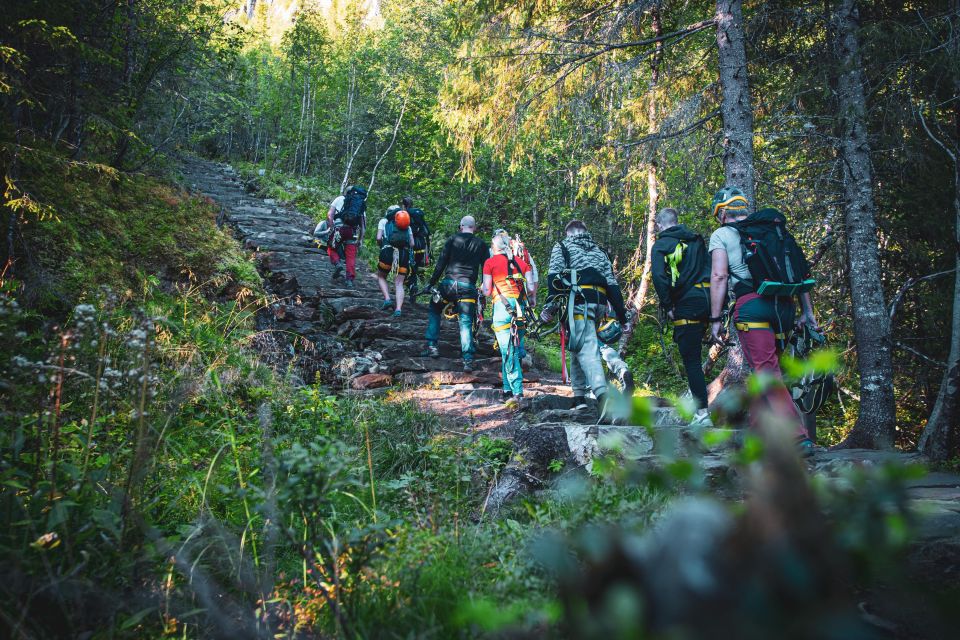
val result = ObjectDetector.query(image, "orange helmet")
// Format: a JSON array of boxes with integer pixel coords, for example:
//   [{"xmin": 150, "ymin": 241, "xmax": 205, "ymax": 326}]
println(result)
[{"xmin": 394, "ymin": 209, "xmax": 411, "ymax": 230}]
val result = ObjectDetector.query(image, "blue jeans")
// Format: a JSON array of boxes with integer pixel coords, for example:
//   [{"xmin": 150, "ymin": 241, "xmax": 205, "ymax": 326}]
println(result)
[
  {"xmin": 492, "ymin": 298, "xmax": 525, "ymax": 396},
  {"xmin": 425, "ymin": 278, "xmax": 477, "ymax": 362}
]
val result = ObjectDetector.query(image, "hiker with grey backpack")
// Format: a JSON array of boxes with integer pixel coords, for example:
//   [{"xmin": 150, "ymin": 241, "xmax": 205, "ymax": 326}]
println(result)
[{"xmin": 541, "ymin": 220, "xmax": 629, "ymax": 426}]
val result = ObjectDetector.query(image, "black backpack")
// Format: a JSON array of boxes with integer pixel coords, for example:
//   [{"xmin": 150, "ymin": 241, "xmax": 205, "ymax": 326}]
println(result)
[
  {"xmin": 727, "ymin": 208, "xmax": 813, "ymax": 296},
  {"xmin": 338, "ymin": 186, "xmax": 367, "ymax": 227},
  {"xmin": 408, "ymin": 207, "xmax": 428, "ymax": 238}
]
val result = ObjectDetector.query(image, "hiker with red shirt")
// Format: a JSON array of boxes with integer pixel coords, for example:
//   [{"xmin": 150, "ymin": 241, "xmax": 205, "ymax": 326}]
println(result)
[{"xmin": 481, "ymin": 230, "xmax": 536, "ymax": 409}]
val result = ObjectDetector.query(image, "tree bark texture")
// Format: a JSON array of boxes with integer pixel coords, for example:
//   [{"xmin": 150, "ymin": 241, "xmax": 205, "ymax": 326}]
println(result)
[
  {"xmin": 715, "ymin": 0, "xmax": 756, "ymax": 207},
  {"xmin": 708, "ymin": 0, "xmax": 755, "ymax": 394},
  {"xmin": 918, "ymin": 50, "xmax": 960, "ymax": 460},
  {"xmin": 833, "ymin": 0, "xmax": 896, "ymax": 449}
]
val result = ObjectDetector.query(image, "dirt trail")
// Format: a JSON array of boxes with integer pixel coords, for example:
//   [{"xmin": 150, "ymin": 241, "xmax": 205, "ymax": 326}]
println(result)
[{"xmin": 182, "ymin": 158, "xmax": 960, "ymax": 564}]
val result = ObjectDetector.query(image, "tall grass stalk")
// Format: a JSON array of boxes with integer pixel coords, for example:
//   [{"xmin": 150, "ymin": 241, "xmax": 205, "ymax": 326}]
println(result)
[
  {"xmin": 81, "ymin": 327, "xmax": 107, "ymax": 482},
  {"xmin": 48, "ymin": 331, "xmax": 69, "ymax": 494},
  {"xmin": 362, "ymin": 412, "xmax": 378, "ymax": 523},
  {"xmin": 227, "ymin": 420, "xmax": 260, "ymax": 571},
  {"xmin": 120, "ymin": 326, "xmax": 152, "ymax": 547}
]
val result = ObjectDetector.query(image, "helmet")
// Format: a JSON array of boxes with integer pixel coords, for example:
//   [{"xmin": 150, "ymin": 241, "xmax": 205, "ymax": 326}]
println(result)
[
  {"xmin": 711, "ymin": 186, "xmax": 749, "ymax": 220},
  {"xmin": 597, "ymin": 317, "xmax": 622, "ymax": 345},
  {"xmin": 386, "ymin": 205, "xmax": 402, "ymax": 217},
  {"xmin": 394, "ymin": 210, "xmax": 411, "ymax": 230}
]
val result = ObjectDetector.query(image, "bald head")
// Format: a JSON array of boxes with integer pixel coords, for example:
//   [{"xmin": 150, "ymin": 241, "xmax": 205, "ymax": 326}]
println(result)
[
  {"xmin": 655, "ymin": 207, "xmax": 679, "ymax": 233},
  {"xmin": 460, "ymin": 216, "xmax": 476, "ymax": 233}
]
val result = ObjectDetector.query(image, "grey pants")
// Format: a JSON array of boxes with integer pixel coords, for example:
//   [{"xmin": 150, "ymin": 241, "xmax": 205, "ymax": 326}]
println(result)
[
  {"xmin": 569, "ymin": 303, "xmax": 608, "ymax": 398},
  {"xmin": 600, "ymin": 344, "xmax": 629, "ymax": 380}
]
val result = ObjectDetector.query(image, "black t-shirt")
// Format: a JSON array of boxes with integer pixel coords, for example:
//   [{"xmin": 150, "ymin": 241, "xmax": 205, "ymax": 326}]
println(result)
[{"xmin": 431, "ymin": 232, "xmax": 489, "ymax": 286}]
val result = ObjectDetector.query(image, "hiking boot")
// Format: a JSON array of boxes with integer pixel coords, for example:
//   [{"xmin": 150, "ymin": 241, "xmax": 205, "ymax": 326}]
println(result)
[
  {"xmin": 596, "ymin": 393, "xmax": 621, "ymax": 425},
  {"xmin": 797, "ymin": 438, "xmax": 816, "ymax": 459},
  {"xmin": 463, "ymin": 361, "xmax": 475, "ymax": 373},
  {"xmin": 420, "ymin": 345, "xmax": 440, "ymax": 358},
  {"xmin": 332, "ymin": 265, "xmax": 344, "ymax": 280},
  {"xmin": 689, "ymin": 408, "xmax": 714, "ymax": 428},
  {"xmin": 621, "ymin": 370, "xmax": 635, "ymax": 395},
  {"xmin": 381, "ymin": 299, "xmax": 393, "ymax": 311},
  {"xmin": 393, "ymin": 309, "xmax": 402, "ymax": 318},
  {"xmin": 571, "ymin": 396, "xmax": 588, "ymax": 410},
  {"xmin": 504, "ymin": 395, "xmax": 525, "ymax": 412},
  {"xmin": 345, "ymin": 278, "xmax": 354, "ymax": 289}
]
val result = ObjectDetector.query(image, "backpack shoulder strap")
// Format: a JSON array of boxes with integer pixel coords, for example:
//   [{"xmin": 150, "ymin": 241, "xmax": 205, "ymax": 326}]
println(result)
[{"xmin": 560, "ymin": 241, "xmax": 571, "ymax": 269}]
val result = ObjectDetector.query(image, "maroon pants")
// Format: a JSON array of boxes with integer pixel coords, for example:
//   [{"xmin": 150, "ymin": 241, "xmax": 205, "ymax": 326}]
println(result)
[
  {"xmin": 734, "ymin": 293, "xmax": 808, "ymax": 439},
  {"xmin": 328, "ymin": 242, "xmax": 358, "ymax": 280}
]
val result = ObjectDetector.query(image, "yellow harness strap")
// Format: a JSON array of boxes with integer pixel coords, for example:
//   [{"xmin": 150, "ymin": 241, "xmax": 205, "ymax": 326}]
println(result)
[
  {"xmin": 492, "ymin": 322, "xmax": 513, "ymax": 332},
  {"xmin": 579, "ymin": 284, "xmax": 607, "ymax": 294},
  {"xmin": 735, "ymin": 321, "xmax": 785, "ymax": 340},
  {"xmin": 673, "ymin": 318, "xmax": 707, "ymax": 327},
  {"xmin": 693, "ymin": 282, "xmax": 710, "ymax": 288}
]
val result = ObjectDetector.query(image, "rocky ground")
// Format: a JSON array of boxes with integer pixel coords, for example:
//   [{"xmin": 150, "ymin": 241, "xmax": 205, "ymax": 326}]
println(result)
[{"xmin": 180, "ymin": 157, "xmax": 960, "ymax": 584}]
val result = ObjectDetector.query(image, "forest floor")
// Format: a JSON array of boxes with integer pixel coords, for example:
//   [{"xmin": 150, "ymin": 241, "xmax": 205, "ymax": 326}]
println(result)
[{"xmin": 180, "ymin": 156, "xmax": 960, "ymax": 592}]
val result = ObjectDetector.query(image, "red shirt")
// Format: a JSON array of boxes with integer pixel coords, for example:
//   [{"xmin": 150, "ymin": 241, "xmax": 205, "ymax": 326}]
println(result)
[{"xmin": 483, "ymin": 254, "xmax": 530, "ymax": 302}]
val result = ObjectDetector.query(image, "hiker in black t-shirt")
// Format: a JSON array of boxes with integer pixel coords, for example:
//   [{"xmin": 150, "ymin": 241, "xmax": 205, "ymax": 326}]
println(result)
[{"xmin": 420, "ymin": 216, "xmax": 490, "ymax": 371}]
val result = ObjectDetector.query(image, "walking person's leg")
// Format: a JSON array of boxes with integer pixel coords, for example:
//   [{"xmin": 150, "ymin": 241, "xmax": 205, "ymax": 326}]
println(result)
[
  {"xmin": 674, "ymin": 324, "xmax": 709, "ymax": 409},
  {"xmin": 458, "ymin": 297, "xmax": 477, "ymax": 365},
  {"xmin": 735, "ymin": 294, "xmax": 806, "ymax": 438},
  {"xmin": 343, "ymin": 243, "xmax": 358, "ymax": 283},
  {"xmin": 492, "ymin": 303, "xmax": 513, "ymax": 394}
]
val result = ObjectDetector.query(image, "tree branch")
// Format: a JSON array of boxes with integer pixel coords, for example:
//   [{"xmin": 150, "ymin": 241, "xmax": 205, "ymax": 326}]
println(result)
[
  {"xmin": 888, "ymin": 268, "xmax": 957, "ymax": 321},
  {"xmin": 621, "ymin": 109, "xmax": 720, "ymax": 148},
  {"xmin": 367, "ymin": 97, "xmax": 408, "ymax": 194}
]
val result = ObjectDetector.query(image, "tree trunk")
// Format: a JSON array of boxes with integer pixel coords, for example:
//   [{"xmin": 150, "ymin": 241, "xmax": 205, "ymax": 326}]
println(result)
[
  {"xmin": 715, "ymin": 0, "xmax": 756, "ymax": 207},
  {"xmin": 621, "ymin": 6, "xmax": 663, "ymax": 352},
  {"xmin": 918, "ymin": 39, "xmax": 960, "ymax": 460},
  {"xmin": 705, "ymin": 0, "xmax": 756, "ymax": 395},
  {"xmin": 833, "ymin": 0, "xmax": 895, "ymax": 449}
]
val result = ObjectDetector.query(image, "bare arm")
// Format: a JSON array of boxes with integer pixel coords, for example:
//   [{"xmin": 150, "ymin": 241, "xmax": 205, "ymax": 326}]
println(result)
[
  {"xmin": 481, "ymin": 273, "xmax": 493, "ymax": 297},
  {"xmin": 327, "ymin": 205, "xmax": 337, "ymax": 226},
  {"xmin": 710, "ymin": 249, "xmax": 729, "ymax": 343},
  {"xmin": 524, "ymin": 270, "xmax": 536, "ymax": 307},
  {"xmin": 797, "ymin": 291, "xmax": 819, "ymax": 330}
]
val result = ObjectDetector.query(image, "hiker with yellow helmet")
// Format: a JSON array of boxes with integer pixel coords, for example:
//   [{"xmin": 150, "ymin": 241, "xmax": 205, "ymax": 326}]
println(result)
[
  {"xmin": 707, "ymin": 186, "xmax": 819, "ymax": 456},
  {"xmin": 651, "ymin": 207, "xmax": 712, "ymax": 426}
]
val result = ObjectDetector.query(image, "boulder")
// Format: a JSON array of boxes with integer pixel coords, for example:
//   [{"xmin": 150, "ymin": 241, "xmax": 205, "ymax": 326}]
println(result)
[{"xmin": 351, "ymin": 373, "xmax": 393, "ymax": 390}]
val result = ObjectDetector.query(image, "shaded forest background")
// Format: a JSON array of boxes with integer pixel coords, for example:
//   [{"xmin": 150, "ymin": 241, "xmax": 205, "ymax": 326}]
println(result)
[{"xmin": 2, "ymin": 0, "xmax": 960, "ymax": 637}]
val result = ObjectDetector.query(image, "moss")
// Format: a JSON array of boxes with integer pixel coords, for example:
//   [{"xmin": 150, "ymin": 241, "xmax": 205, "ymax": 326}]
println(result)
[{"xmin": 12, "ymin": 148, "xmax": 260, "ymax": 314}]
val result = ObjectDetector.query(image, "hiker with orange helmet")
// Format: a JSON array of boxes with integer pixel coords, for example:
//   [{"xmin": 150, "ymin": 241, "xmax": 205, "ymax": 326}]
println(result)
[{"xmin": 376, "ymin": 206, "xmax": 415, "ymax": 318}]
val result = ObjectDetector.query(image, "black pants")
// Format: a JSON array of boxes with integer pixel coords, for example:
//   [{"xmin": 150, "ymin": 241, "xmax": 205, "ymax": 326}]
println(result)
[
  {"xmin": 408, "ymin": 236, "xmax": 428, "ymax": 290},
  {"xmin": 671, "ymin": 287, "xmax": 710, "ymax": 409}
]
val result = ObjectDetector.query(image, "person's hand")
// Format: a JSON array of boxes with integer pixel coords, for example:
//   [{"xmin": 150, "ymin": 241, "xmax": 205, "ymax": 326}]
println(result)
[
  {"xmin": 710, "ymin": 321, "xmax": 725, "ymax": 345},
  {"xmin": 797, "ymin": 311, "xmax": 819, "ymax": 332},
  {"xmin": 667, "ymin": 310, "xmax": 675, "ymax": 321},
  {"xmin": 539, "ymin": 307, "xmax": 554, "ymax": 324}
]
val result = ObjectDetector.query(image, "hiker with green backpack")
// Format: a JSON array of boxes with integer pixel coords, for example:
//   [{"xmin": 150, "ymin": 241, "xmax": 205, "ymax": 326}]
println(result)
[
  {"xmin": 651, "ymin": 207, "xmax": 712, "ymax": 426},
  {"xmin": 707, "ymin": 186, "xmax": 819, "ymax": 456}
]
